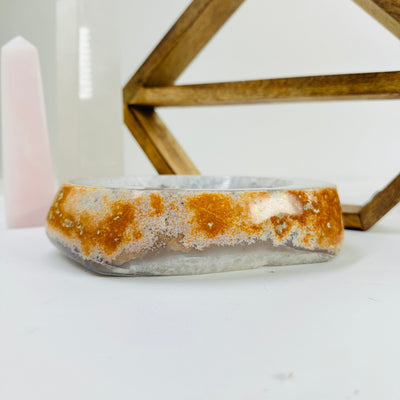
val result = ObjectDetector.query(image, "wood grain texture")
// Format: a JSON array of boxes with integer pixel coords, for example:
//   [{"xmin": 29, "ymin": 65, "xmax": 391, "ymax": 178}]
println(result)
[
  {"xmin": 354, "ymin": 0, "xmax": 400, "ymax": 39},
  {"xmin": 342, "ymin": 205, "xmax": 363, "ymax": 230},
  {"xmin": 359, "ymin": 173, "xmax": 400, "ymax": 230},
  {"xmin": 342, "ymin": 174, "xmax": 400, "ymax": 230},
  {"xmin": 130, "ymin": 71, "xmax": 400, "ymax": 107},
  {"xmin": 124, "ymin": 105, "xmax": 200, "ymax": 175},
  {"xmin": 123, "ymin": 0, "xmax": 245, "ymax": 104}
]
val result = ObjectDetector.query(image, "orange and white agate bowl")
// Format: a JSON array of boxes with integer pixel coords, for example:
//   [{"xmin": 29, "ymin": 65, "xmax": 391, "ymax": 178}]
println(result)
[{"xmin": 46, "ymin": 176, "xmax": 344, "ymax": 275}]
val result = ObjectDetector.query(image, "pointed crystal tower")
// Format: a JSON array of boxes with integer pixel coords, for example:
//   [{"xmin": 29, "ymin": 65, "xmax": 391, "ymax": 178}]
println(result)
[
  {"xmin": 56, "ymin": 0, "xmax": 124, "ymax": 182},
  {"xmin": 1, "ymin": 36, "xmax": 55, "ymax": 228}
]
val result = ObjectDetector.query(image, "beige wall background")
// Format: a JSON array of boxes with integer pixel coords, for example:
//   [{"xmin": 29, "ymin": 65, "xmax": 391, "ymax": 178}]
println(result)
[{"xmin": 1, "ymin": 0, "xmax": 399, "ymax": 195}]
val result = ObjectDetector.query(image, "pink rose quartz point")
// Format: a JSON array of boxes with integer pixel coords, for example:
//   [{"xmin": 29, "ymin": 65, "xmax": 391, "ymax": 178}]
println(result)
[{"xmin": 1, "ymin": 36, "xmax": 55, "ymax": 228}]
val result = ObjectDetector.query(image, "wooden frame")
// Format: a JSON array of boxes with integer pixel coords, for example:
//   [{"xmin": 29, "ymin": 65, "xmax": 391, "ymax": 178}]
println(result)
[{"xmin": 123, "ymin": 0, "xmax": 400, "ymax": 230}]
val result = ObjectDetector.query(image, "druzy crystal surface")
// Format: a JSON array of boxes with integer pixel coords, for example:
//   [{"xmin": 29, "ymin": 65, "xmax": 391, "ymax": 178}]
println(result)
[{"xmin": 46, "ymin": 176, "xmax": 344, "ymax": 276}]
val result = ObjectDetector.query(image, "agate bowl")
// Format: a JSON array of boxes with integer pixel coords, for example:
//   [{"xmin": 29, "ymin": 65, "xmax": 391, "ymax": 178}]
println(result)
[{"xmin": 46, "ymin": 176, "xmax": 344, "ymax": 276}]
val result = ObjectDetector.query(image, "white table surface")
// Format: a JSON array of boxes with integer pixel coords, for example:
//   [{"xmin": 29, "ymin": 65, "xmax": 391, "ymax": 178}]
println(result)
[{"xmin": 1, "ymin": 181, "xmax": 400, "ymax": 400}]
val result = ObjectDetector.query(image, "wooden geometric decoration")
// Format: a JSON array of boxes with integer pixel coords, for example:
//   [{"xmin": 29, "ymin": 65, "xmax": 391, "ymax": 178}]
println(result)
[
  {"xmin": 123, "ymin": 0, "xmax": 400, "ymax": 230},
  {"xmin": 342, "ymin": 173, "xmax": 400, "ymax": 230}
]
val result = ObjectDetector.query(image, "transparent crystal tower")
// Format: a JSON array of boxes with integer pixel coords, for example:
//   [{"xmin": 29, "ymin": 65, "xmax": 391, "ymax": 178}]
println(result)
[{"xmin": 56, "ymin": 0, "xmax": 124, "ymax": 182}]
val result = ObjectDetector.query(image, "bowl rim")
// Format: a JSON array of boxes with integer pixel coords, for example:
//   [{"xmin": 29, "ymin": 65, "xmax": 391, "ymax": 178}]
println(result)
[{"xmin": 66, "ymin": 175, "xmax": 336, "ymax": 192}]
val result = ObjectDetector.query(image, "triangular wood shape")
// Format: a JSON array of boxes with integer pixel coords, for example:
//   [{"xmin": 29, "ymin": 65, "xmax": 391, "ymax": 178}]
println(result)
[{"xmin": 123, "ymin": 0, "xmax": 400, "ymax": 231}]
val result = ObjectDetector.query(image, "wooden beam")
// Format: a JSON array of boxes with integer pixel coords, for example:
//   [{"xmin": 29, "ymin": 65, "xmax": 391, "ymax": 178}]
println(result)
[
  {"xmin": 124, "ymin": 105, "xmax": 200, "ymax": 175},
  {"xmin": 130, "ymin": 72, "xmax": 400, "ymax": 107},
  {"xmin": 342, "ymin": 173, "xmax": 400, "ymax": 230},
  {"xmin": 353, "ymin": 0, "xmax": 400, "ymax": 40},
  {"xmin": 123, "ymin": 0, "xmax": 245, "ymax": 104},
  {"xmin": 342, "ymin": 204, "xmax": 363, "ymax": 230},
  {"xmin": 359, "ymin": 173, "xmax": 400, "ymax": 230}
]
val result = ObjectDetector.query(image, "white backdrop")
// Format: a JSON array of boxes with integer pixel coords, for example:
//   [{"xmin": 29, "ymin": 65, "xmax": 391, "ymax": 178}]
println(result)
[
  {"xmin": 1, "ymin": 0, "xmax": 400, "ymax": 190},
  {"xmin": 2, "ymin": 4, "xmax": 400, "ymax": 398}
]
